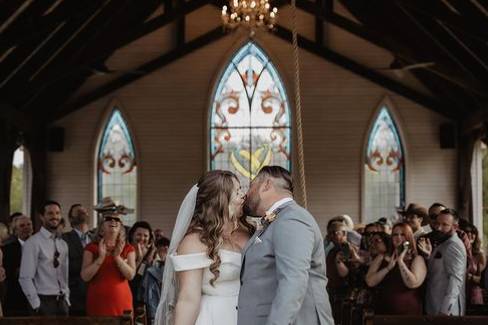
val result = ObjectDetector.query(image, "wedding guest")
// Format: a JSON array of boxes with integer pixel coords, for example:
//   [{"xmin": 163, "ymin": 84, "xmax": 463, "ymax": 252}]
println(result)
[
  {"xmin": 464, "ymin": 224, "xmax": 486, "ymax": 305},
  {"xmin": 3, "ymin": 214, "xmax": 33, "ymax": 316},
  {"xmin": 428, "ymin": 202, "xmax": 446, "ymax": 221},
  {"xmin": 402, "ymin": 203, "xmax": 430, "ymax": 239},
  {"xmin": 19, "ymin": 201, "xmax": 70, "ymax": 316},
  {"xmin": 3, "ymin": 212, "xmax": 23, "ymax": 246},
  {"xmin": 128, "ymin": 221, "xmax": 155, "ymax": 309},
  {"xmin": 62, "ymin": 204, "xmax": 91, "ymax": 315},
  {"xmin": 326, "ymin": 222, "xmax": 358, "ymax": 323},
  {"xmin": 424, "ymin": 208, "xmax": 466, "ymax": 316},
  {"xmin": 0, "ymin": 223, "xmax": 9, "ymax": 245},
  {"xmin": 81, "ymin": 199, "xmax": 136, "ymax": 316},
  {"xmin": 142, "ymin": 236, "xmax": 170, "ymax": 322},
  {"xmin": 366, "ymin": 223, "xmax": 426, "ymax": 315},
  {"xmin": 154, "ymin": 228, "xmax": 164, "ymax": 242}
]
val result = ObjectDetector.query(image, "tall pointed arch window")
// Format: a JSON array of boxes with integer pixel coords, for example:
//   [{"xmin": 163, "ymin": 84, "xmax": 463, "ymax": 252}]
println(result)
[
  {"xmin": 210, "ymin": 42, "xmax": 291, "ymax": 188},
  {"xmin": 10, "ymin": 146, "xmax": 31, "ymax": 215},
  {"xmin": 364, "ymin": 107, "xmax": 405, "ymax": 223},
  {"xmin": 97, "ymin": 109, "xmax": 137, "ymax": 225}
]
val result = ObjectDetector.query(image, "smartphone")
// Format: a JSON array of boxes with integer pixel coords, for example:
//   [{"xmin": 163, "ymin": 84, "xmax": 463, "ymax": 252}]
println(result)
[
  {"xmin": 397, "ymin": 241, "xmax": 410, "ymax": 254},
  {"xmin": 339, "ymin": 243, "xmax": 351, "ymax": 260}
]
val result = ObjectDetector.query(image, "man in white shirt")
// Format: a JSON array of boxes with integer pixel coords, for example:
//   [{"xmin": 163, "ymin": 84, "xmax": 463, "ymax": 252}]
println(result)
[{"xmin": 19, "ymin": 200, "xmax": 70, "ymax": 315}]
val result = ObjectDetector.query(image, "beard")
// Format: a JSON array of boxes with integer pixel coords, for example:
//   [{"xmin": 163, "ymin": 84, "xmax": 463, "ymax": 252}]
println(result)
[
  {"xmin": 243, "ymin": 196, "xmax": 261, "ymax": 217},
  {"xmin": 46, "ymin": 220, "xmax": 60, "ymax": 231},
  {"xmin": 429, "ymin": 229, "xmax": 452, "ymax": 245}
]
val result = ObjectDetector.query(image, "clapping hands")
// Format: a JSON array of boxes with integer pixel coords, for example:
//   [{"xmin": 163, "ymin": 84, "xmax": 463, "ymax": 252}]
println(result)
[
  {"xmin": 114, "ymin": 239, "xmax": 125, "ymax": 257},
  {"xmin": 98, "ymin": 238, "xmax": 107, "ymax": 258}
]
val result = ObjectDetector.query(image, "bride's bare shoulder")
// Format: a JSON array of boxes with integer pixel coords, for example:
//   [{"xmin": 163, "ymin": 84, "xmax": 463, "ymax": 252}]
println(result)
[{"xmin": 177, "ymin": 232, "xmax": 207, "ymax": 255}]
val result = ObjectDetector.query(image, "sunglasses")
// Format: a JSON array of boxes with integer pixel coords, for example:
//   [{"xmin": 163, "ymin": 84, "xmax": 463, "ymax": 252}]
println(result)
[{"xmin": 104, "ymin": 216, "xmax": 121, "ymax": 223}]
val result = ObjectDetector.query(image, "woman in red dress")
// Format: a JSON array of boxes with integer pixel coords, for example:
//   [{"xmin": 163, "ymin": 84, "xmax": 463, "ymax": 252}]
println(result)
[
  {"xmin": 366, "ymin": 222, "xmax": 426, "ymax": 315},
  {"xmin": 81, "ymin": 211, "xmax": 136, "ymax": 316}
]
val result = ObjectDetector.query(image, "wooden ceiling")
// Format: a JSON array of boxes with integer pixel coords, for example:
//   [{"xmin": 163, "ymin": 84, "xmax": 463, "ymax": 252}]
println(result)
[{"xmin": 1, "ymin": 0, "xmax": 488, "ymax": 125}]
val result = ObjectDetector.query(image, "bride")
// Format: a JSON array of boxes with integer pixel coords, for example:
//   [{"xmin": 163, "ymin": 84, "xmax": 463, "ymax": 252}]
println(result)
[{"xmin": 154, "ymin": 170, "xmax": 253, "ymax": 325}]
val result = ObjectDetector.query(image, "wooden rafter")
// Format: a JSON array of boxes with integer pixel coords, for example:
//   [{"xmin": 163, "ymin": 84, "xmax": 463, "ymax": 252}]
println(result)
[
  {"xmin": 15, "ymin": 0, "xmax": 210, "ymax": 112},
  {"xmin": 52, "ymin": 26, "xmax": 226, "ymax": 121},
  {"xmin": 271, "ymin": 25, "xmax": 460, "ymax": 119}
]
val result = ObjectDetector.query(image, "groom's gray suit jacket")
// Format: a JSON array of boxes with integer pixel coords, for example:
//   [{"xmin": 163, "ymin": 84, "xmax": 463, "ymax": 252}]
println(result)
[{"xmin": 237, "ymin": 200, "xmax": 334, "ymax": 325}]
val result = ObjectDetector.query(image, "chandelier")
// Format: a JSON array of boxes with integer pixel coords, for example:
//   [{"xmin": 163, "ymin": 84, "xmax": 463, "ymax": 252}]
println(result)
[{"xmin": 222, "ymin": 0, "xmax": 278, "ymax": 31}]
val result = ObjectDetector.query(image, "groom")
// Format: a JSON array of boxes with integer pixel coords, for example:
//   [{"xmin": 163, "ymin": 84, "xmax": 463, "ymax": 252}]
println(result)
[{"xmin": 238, "ymin": 166, "xmax": 334, "ymax": 325}]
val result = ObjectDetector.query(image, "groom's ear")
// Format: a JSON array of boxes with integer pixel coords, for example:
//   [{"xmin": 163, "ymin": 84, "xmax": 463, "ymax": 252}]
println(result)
[{"xmin": 262, "ymin": 178, "xmax": 272, "ymax": 192}]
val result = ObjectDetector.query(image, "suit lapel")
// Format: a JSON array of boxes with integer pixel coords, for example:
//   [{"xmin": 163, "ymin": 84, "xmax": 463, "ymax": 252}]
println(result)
[{"xmin": 240, "ymin": 201, "xmax": 294, "ymax": 264}]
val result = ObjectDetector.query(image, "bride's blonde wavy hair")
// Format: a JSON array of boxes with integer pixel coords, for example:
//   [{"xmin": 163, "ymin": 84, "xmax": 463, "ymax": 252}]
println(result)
[{"xmin": 187, "ymin": 170, "xmax": 240, "ymax": 286}]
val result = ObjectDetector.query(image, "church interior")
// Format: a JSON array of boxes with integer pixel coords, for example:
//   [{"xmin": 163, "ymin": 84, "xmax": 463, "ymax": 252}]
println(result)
[{"xmin": 1, "ymin": 0, "xmax": 488, "ymax": 323}]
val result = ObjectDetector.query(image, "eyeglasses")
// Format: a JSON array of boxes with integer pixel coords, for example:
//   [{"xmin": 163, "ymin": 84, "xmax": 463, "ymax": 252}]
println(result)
[{"xmin": 104, "ymin": 216, "xmax": 121, "ymax": 223}]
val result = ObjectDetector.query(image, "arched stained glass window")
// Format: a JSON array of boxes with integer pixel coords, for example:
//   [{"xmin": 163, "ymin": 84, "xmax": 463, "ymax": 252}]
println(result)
[
  {"xmin": 97, "ymin": 109, "xmax": 137, "ymax": 225},
  {"xmin": 210, "ymin": 42, "xmax": 291, "ymax": 187},
  {"xmin": 364, "ymin": 107, "xmax": 405, "ymax": 223}
]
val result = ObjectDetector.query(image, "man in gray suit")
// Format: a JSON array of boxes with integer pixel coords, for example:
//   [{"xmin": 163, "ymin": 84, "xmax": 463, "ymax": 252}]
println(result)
[
  {"xmin": 423, "ymin": 208, "xmax": 466, "ymax": 316},
  {"xmin": 238, "ymin": 166, "xmax": 334, "ymax": 325}
]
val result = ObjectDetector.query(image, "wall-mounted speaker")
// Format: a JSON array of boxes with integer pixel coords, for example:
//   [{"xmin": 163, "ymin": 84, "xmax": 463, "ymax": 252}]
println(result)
[
  {"xmin": 47, "ymin": 127, "xmax": 65, "ymax": 152},
  {"xmin": 440, "ymin": 123, "xmax": 456, "ymax": 149}
]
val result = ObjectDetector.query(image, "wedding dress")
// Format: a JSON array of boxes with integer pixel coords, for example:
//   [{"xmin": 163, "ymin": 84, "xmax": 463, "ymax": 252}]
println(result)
[{"xmin": 170, "ymin": 249, "xmax": 242, "ymax": 325}]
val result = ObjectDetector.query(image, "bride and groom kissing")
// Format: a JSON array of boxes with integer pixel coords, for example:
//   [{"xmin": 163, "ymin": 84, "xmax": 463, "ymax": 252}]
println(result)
[{"xmin": 155, "ymin": 166, "xmax": 334, "ymax": 325}]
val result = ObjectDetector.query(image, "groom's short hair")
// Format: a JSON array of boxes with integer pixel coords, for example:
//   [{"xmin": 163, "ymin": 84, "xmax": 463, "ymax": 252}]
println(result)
[{"xmin": 257, "ymin": 165, "xmax": 293, "ymax": 194}]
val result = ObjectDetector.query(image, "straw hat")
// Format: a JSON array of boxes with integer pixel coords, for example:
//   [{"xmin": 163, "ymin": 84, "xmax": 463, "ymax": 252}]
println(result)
[{"xmin": 94, "ymin": 197, "xmax": 134, "ymax": 218}]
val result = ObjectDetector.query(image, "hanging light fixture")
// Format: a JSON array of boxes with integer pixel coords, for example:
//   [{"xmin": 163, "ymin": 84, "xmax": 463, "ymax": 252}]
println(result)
[{"xmin": 222, "ymin": 0, "xmax": 278, "ymax": 31}]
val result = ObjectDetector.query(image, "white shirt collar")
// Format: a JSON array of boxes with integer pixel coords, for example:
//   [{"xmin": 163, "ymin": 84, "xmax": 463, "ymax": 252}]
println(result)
[
  {"xmin": 266, "ymin": 197, "xmax": 293, "ymax": 214},
  {"xmin": 18, "ymin": 238, "xmax": 25, "ymax": 246},
  {"xmin": 40, "ymin": 226, "xmax": 54, "ymax": 239},
  {"xmin": 73, "ymin": 228, "xmax": 83, "ymax": 238}
]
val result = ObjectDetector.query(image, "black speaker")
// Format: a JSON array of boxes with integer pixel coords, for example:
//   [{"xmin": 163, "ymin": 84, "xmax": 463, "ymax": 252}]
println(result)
[
  {"xmin": 440, "ymin": 123, "xmax": 456, "ymax": 149},
  {"xmin": 47, "ymin": 127, "xmax": 65, "ymax": 152}
]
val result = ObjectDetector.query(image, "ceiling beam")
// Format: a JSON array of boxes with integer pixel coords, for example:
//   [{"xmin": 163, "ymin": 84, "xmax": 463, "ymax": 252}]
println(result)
[
  {"xmin": 0, "ymin": 0, "xmax": 76, "ymax": 85},
  {"xmin": 294, "ymin": 0, "xmax": 488, "ymax": 97},
  {"xmin": 19, "ymin": 0, "xmax": 210, "ymax": 109},
  {"xmin": 1, "ymin": 0, "xmax": 77, "ymax": 53},
  {"xmin": 397, "ymin": 0, "xmax": 488, "ymax": 41},
  {"xmin": 271, "ymin": 24, "xmax": 460, "ymax": 119},
  {"xmin": 396, "ymin": 1, "xmax": 488, "ymax": 86},
  {"xmin": 51, "ymin": 26, "xmax": 226, "ymax": 121}
]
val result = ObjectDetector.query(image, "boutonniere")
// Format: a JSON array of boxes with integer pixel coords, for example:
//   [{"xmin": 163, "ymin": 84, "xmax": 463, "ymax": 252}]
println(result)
[{"xmin": 261, "ymin": 211, "xmax": 278, "ymax": 227}]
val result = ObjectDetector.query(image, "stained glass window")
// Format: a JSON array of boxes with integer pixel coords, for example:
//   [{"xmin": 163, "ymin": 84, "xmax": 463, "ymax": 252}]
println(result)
[
  {"xmin": 210, "ymin": 42, "xmax": 291, "ymax": 188},
  {"xmin": 97, "ymin": 109, "xmax": 137, "ymax": 225},
  {"xmin": 364, "ymin": 107, "xmax": 405, "ymax": 223}
]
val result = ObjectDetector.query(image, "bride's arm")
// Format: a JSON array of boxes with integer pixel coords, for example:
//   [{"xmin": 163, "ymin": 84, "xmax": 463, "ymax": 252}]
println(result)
[
  {"xmin": 174, "ymin": 233, "xmax": 206, "ymax": 325},
  {"xmin": 174, "ymin": 268, "xmax": 204, "ymax": 325}
]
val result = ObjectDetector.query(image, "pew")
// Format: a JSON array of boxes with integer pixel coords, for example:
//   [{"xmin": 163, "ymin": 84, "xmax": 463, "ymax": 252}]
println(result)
[
  {"xmin": 0, "ymin": 311, "xmax": 132, "ymax": 325},
  {"xmin": 363, "ymin": 311, "xmax": 488, "ymax": 325}
]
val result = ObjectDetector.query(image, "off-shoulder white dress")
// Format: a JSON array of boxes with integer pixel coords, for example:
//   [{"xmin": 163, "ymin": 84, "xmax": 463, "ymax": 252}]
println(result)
[{"xmin": 170, "ymin": 249, "xmax": 241, "ymax": 325}]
